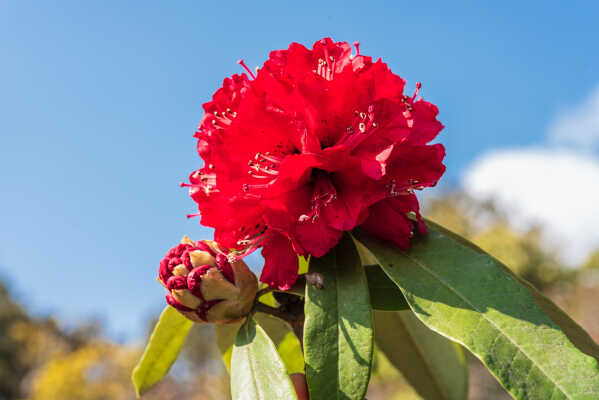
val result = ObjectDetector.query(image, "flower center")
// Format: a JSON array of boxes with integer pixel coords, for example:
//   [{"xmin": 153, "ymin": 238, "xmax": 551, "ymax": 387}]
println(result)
[
  {"xmin": 299, "ymin": 170, "xmax": 337, "ymax": 223},
  {"xmin": 335, "ymin": 105, "xmax": 379, "ymax": 149}
]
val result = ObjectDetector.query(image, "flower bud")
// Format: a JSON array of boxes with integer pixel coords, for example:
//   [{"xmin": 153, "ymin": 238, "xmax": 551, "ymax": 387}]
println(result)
[{"xmin": 158, "ymin": 237, "xmax": 258, "ymax": 324}]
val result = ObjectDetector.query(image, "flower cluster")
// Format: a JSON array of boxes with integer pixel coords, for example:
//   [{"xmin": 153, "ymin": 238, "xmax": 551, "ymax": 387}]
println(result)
[
  {"xmin": 184, "ymin": 38, "xmax": 446, "ymax": 290},
  {"xmin": 158, "ymin": 237, "xmax": 258, "ymax": 323}
]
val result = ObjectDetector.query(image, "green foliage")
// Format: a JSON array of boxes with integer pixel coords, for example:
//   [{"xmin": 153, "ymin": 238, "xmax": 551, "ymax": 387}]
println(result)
[
  {"xmin": 216, "ymin": 322, "xmax": 240, "ymax": 374},
  {"xmin": 374, "ymin": 310, "xmax": 468, "ymax": 400},
  {"xmin": 230, "ymin": 317, "xmax": 298, "ymax": 400},
  {"xmin": 355, "ymin": 225, "xmax": 599, "ymax": 399},
  {"xmin": 131, "ymin": 306, "xmax": 193, "ymax": 397},
  {"xmin": 365, "ymin": 265, "xmax": 409, "ymax": 310},
  {"xmin": 216, "ymin": 313, "xmax": 304, "ymax": 374},
  {"xmin": 428, "ymin": 219, "xmax": 599, "ymax": 363},
  {"xmin": 304, "ymin": 234, "xmax": 374, "ymax": 400}
]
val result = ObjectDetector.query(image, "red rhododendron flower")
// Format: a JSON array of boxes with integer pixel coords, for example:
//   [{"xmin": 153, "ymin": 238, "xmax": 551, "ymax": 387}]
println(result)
[{"xmin": 183, "ymin": 38, "xmax": 446, "ymax": 290}]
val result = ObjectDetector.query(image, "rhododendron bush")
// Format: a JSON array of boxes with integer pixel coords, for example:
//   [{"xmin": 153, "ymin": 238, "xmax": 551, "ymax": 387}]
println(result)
[{"xmin": 132, "ymin": 39, "xmax": 599, "ymax": 400}]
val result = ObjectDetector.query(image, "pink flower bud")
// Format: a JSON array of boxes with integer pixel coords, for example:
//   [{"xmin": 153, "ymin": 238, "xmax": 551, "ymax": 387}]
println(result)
[{"xmin": 158, "ymin": 237, "xmax": 258, "ymax": 323}]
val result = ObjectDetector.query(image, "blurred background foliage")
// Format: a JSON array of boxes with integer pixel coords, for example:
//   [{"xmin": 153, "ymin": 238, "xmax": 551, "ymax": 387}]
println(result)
[{"xmin": 1, "ymin": 192, "xmax": 598, "ymax": 400}]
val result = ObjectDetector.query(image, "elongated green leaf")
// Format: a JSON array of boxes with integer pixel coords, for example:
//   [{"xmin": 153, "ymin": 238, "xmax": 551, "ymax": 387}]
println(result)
[
  {"xmin": 374, "ymin": 310, "xmax": 468, "ymax": 400},
  {"xmin": 304, "ymin": 234, "xmax": 374, "ymax": 400},
  {"xmin": 216, "ymin": 313, "xmax": 304, "ymax": 374},
  {"xmin": 255, "ymin": 313, "xmax": 304, "ymax": 374},
  {"xmin": 131, "ymin": 306, "xmax": 192, "ymax": 397},
  {"xmin": 277, "ymin": 331, "xmax": 305, "ymax": 374},
  {"xmin": 366, "ymin": 265, "xmax": 409, "ymax": 310},
  {"xmin": 359, "ymin": 237, "xmax": 409, "ymax": 310},
  {"xmin": 231, "ymin": 317, "xmax": 298, "ymax": 400},
  {"xmin": 426, "ymin": 218, "xmax": 599, "ymax": 363},
  {"xmin": 354, "ymin": 227, "xmax": 599, "ymax": 399},
  {"xmin": 216, "ymin": 321, "xmax": 241, "ymax": 374}
]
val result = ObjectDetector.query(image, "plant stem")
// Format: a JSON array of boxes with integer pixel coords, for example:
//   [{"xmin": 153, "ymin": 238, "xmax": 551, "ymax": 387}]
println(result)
[{"xmin": 253, "ymin": 302, "xmax": 291, "ymax": 320}]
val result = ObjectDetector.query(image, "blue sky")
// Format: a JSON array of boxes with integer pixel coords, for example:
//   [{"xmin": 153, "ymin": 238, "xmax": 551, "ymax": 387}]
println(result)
[{"xmin": 1, "ymin": 1, "xmax": 598, "ymax": 340}]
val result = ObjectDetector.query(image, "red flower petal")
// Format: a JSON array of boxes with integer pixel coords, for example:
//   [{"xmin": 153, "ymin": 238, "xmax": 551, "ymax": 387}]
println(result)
[
  {"xmin": 360, "ymin": 195, "xmax": 422, "ymax": 250},
  {"xmin": 185, "ymin": 38, "xmax": 446, "ymax": 289},
  {"xmin": 260, "ymin": 232, "xmax": 299, "ymax": 290}
]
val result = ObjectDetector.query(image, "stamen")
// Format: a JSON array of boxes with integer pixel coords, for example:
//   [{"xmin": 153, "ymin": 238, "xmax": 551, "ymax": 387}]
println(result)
[
  {"xmin": 353, "ymin": 41, "xmax": 360, "ymax": 55},
  {"xmin": 316, "ymin": 58, "xmax": 326, "ymax": 78},
  {"xmin": 322, "ymin": 46, "xmax": 331, "ymax": 69},
  {"xmin": 384, "ymin": 178, "xmax": 422, "ymax": 198},
  {"xmin": 228, "ymin": 224, "xmax": 269, "ymax": 261},
  {"xmin": 299, "ymin": 175, "xmax": 337, "ymax": 223},
  {"xmin": 412, "ymin": 82, "xmax": 422, "ymax": 101},
  {"xmin": 181, "ymin": 169, "xmax": 218, "ymax": 195},
  {"xmin": 257, "ymin": 152, "xmax": 283, "ymax": 165},
  {"xmin": 338, "ymin": 105, "xmax": 380, "ymax": 148},
  {"xmin": 237, "ymin": 59, "xmax": 256, "ymax": 79}
]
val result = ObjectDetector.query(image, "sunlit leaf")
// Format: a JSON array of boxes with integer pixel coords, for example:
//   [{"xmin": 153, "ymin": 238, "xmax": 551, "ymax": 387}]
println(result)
[
  {"xmin": 354, "ymin": 226, "xmax": 599, "ymax": 399},
  {"xmin": 231, "ymin": 317, "xmax": 297, "ymax": 400},
  {"xmin": 216, "ymin": 322, "xmax": 241, "ymax": 374},
  {"xmin": 131, "ymin": 306, "xmax": 192, "ymax": 397},
  {"xmin": 426, "ymin": 219, "xmax": 599, "ymax": 363},
  {"xmin": 216, "ymin": 313, "xmax": 304, "ymax": 374}
]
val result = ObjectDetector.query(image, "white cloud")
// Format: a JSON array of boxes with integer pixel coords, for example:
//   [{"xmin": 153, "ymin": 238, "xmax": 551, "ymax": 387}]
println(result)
[
  {"xmin": 550, "ymin": 85, "xmax": 599, "ymax": 151},
  {"xmin": 463, "ymin": 85, "xmax": 599, "ymax": 267}
]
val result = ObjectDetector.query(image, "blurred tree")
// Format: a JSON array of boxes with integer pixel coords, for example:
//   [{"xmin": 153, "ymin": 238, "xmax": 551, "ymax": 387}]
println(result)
[
  {"xmin": 583, "ymin": 250, "xmax": 599, "ymax": 271},
  {"xmin": 27, "ymin": 342, "xmax": 137, "ymax": 400},
  {"xmin": 0, "ymin": 281, "xmax": 30, "ymax": 399},
  {"xmin": 24, "ymin": 312, "xmax": 230, "ymax": 400}
]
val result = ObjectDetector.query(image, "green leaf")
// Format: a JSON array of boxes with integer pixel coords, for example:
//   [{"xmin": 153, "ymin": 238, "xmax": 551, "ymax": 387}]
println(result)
[
  {"xmin": 359, "ymin": 237, "xmax": 409, "ymax": 310},
  {"xmin": 254, "ymin": 313, "xmax": 305, "ymax": 374},
  {"xmin": 216, "ymin": 313, "xmax": 304, "ymax": 374},
  {"xmin": 277, "ymin": 331, "xmax": 305, "ymax": 374},
  {"xmin": 216, "ymin": 321, "xmax": 242, "ymax": 374},
  {"xmin": 426, "ymin": 219, "xmax": 599, "ymax": 363},
  {"xmin": 354, "ymin": 226, "xmax": 599, "ymax": 399},
  {"xmin": 374, "ymin": 310, "xmax": 468, "ymax": 400},
  {"xmin": 231, "ymin": 317, "xmax": 298, "ymax": 400},
  {"xmin": 365, "ymin": 265, "xmax": 409, "ymax": 310},
  {"xmin": 298, "ymin": 254, "xmax": 310, "ymax": 274},
  {"xmin": 304, "ymin": 234, "xmax": 374, "ymax": 400},
  {"xmin": 258, "ymin": 285, "xmax": 279, "ymax": 307},
  {"xmin": 131, "ymin": 306, "xmax": 193, "ymax": 397}
]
